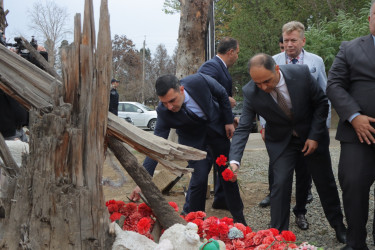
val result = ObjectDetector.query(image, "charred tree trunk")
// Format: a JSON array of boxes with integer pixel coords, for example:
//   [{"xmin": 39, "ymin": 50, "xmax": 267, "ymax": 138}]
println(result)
[{"xmin": 0, "ymin": 0, "xmax": 112, "ymax": 249}]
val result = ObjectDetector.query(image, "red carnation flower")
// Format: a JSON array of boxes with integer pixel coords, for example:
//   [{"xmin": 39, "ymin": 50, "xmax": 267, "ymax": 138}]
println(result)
[
  {"xmin": 220, "ymin": 217, "xmax": 234, "ymax": 226},
  {"xmin": 196, "ymin": 211, "xmax": 206, "ymax": 219},
  {"xmin": 124, "ymin": 202, "xmax": 137, "ymax": 216},
  {"xmin": 138, "ymin": 203, "xmax": 153, "ymax": 217},
  {"xmin": 262, "ymin": 235, "xmax": 275, "ymax": 245},
  {"xmin": 281, "ymin": 230, "xmax": 296, "ymax": 242},
  {"xmin": 218, "ymin": 223, "xmax": 230, "ymax": 236},
  {"xmin": 106, "ymin": 199, "xmax": 116, "ymax": 207},
  {"xmin": 107, "ymin": 204, "xmax": 119, "ymax": 213},
  {"xmin": 137, "ymin": 217, "xmax": 152, "ymax": 234},
  {"xmin": 216, "ymin": 155, "xmax": 228, "ymax": 166},
  {"xmin": 222, "ymin": 168, "xmax": 234, "ymax": 181},
  {"xmin": 234, "ymin": 223, "xmax": 247, "ymax": 236},
  {"xmin": 109, "ymin": 212, "xmax": 122, "ymax": 222},
  {"xmin": 269, "ymin": 228, "xmax": 279, "ymax": 236}
]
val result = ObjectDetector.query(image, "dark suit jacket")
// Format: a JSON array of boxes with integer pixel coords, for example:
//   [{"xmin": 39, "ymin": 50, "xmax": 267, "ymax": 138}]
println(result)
[
  {"xmin": 229, "ymin": 64, "xmax": 328, "ymax": 164},
  {"xmin": 144, "ymin": 73, "xmax": 233, "ymax": 175},
  {"xmin": 327, "ymin": 34, "xmax": 375, "ymax": 142},
  {"xmin": 198, "ymin": 56, "xmax": 233, "ymax": 96}
]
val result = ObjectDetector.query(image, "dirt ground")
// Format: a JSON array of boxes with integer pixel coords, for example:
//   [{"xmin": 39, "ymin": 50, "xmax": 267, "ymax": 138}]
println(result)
[{"xmin": 102, "ymin": 147, "xmax": 266, "ymax": 220}]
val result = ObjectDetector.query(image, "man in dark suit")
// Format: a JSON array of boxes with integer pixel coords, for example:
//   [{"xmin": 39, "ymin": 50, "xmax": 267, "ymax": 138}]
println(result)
[
  {"xmin": 197, "ymin": 37, "xmax": 239, "ymax": 210},
  {"xmin": 327, "ymin": 1, "xmax": 375, "ymax": 249},
  {"xmin": 198, "ymin": 37, "xmax": 239, "ymax": 108},
  {"xmin": 130, "ymin": 73, "xmax": 246, "ymax": 225},
  {"xmin": 228, "ymin": 53, "xmax": 345, "ymax": 242}
]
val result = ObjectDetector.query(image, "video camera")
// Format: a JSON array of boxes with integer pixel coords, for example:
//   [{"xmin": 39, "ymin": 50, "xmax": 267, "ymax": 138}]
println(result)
[{"xmin": 0, "ymin": 33, "xmax": 48, "ymax": 69}]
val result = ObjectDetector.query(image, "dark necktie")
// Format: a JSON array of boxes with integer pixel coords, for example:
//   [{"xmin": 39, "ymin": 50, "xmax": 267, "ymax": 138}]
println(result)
[
  {"xmin": 274, "ymin": 87, "xmax": 292, "ymax": 119},
  {"xmin": 291, "ymin": 58, "xmax": 298, "ymax": 64}
]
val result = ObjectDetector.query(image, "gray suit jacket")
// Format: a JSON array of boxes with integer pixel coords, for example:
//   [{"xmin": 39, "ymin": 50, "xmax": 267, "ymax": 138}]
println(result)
[
  {"xmin": 272, "ymin": 50, "xmax": 331, "ymax": 127},
  {"xmin": 230, "ymin": 64, "xmax": 328, "ymax": 164},
  {"xmin": 327, "ymin": 34, "xmax": 375, "ymax": 142}
]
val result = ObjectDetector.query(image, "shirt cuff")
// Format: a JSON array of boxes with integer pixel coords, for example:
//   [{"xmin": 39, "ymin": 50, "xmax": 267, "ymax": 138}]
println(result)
[
  {"xmin": 348, "ymin": 112, "xmax": 360, "ymax": 123},
  {"xmin": 229, "ymin": 160, "xmax": 240, "ymax": 168}
]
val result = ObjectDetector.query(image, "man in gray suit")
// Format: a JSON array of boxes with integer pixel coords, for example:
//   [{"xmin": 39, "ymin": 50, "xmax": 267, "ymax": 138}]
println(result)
[
  {"xmin": 327, "ymin": 1, "xmax": 375, "ymax": 249},
  {"xmin": 229, "ymin": 53, "xmax": 346, "ymax": 243}
]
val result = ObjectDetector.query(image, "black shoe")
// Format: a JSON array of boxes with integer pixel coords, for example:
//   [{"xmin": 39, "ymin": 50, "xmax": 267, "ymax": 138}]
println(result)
[
  {"xmin": 334, "ymin": 224, "xmax": 347, "ymax": 244},
  {"xmin": 306, "ymin": 190, "xmax": 313, "ymax": 204},
  {"xmin": 259, "ymin": 194, "xmax": 271, "ymax": 207},
  {"xmin": 295, "ymin": 214, "xmax": 309, "ymax": 230},
  {"xmin": 212, "ymin": 200, "xmax": 228, "ymax": 210}
]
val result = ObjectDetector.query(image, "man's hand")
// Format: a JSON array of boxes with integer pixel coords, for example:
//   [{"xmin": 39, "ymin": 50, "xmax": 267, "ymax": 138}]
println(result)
[
  {"xmin": 260, "ymin": 128, "xmax": 265, "ymax": 141},
  {"xmin": 351, "ymin": 115, "xmax": 375, "ymax": 144},
  {"xmin": 225, "ymin": 124, "xmax": 235, "ymax": 139},
  {"xmin": 129, "ymin": 186, "xmax": 141, "ymax": 202},
  {"xmin": 229, "ymin": 163, "xmax": 239, "ymax": 182},
  {"xmin": 233, "ymin": 117, "xmax": 240, "ymax": 129},
  {"xmin": 229, "ymin": 96, "xmax": 236, "ymax": 108},
  {"xmin": 302, "ymin": 139, "xmax": 318, "ymax": 156}
]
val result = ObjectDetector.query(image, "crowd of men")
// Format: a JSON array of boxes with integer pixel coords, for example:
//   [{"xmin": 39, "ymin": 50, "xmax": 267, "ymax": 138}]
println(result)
[
  {"xmin": 129, "ymin": 1, "xmax": 375, "ymax": 249},
  {"xmin": 1, "ymin": 1, "xmax": 374, "ymax": 249}
]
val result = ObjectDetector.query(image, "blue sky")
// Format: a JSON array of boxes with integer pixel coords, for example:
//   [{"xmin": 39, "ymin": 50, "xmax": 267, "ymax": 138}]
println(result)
[{"xmin": 4, "ymin": 0, "xmax": 180, "ymax": 55}]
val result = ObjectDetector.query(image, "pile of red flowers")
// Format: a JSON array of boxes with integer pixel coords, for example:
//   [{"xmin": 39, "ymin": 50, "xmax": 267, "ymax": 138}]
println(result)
[
  {"xmin": 106, "ymin": 200, "xmax": 302, "ymax": 249},
  {"xmin": 182, "ymin": 211, "xmax": 298, "ymax": 249}
]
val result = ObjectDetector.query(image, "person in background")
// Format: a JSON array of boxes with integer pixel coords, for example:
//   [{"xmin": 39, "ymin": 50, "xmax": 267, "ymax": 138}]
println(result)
[
  {"xmin": 327, "ymin": 1, "xmax": 375, "ymax": 249},
  {"xmin": 109, "ymin": 78, "xmax": 120, "ymax": 116}
]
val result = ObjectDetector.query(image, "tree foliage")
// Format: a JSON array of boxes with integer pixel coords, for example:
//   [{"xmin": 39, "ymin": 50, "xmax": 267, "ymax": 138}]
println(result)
[
  {"xmin": 216, "ymin": 0, "xmax": 370, "ymax": 98},
  {"xmin": 305, "ymin": 6, "xmax": 370, "ymax": 71},
  {"xmin": 27, "ymin": 0, "xmax": 71, "ymax": 67}
]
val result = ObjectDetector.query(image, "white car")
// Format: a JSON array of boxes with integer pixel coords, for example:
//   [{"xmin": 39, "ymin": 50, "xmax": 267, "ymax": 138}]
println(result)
[{"xmin": 118, "ymin": 102, "xmax": 157, "ymax": 131}]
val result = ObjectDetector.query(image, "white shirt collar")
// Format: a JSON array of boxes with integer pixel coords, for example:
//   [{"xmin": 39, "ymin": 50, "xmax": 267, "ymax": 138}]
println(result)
[{"xmin": 216, "ymin": 55, "xmax": 227, "ymax": 68}]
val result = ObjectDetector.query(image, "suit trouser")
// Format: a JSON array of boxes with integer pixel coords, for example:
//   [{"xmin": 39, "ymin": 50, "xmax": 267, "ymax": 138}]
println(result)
[
  {"xmin": 268, "ymin": 154, "xmax": 313, "ymax": 212},
  {"xmin": 271, "ymin": 136, "xmax": 343, "ymax": 231},
  {"xmin": 339, "ymin": 142, "xmax": 375, "ymax": 249},
  {"xmin": 182, "ymin": 132, "xmax": 246, "ymax": 225}
]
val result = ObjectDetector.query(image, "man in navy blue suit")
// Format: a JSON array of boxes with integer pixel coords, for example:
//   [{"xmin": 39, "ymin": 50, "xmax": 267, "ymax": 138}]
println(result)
[
  {"xmin": 130, "ymin": 74, "xmax": 246, "ymax": 225},
  {"xmin": 198, "ymin": 37, "xmax": 239, "ymax": 108},
  {"xmin": 198, "ymin": 37, "xmax": 240, "ymax": 210}
]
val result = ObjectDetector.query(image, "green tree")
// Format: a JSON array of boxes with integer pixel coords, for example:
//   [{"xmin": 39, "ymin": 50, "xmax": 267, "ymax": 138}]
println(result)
[{"xmin": 305, "ymin": 5, "xmax": 370, "ymax": 71}]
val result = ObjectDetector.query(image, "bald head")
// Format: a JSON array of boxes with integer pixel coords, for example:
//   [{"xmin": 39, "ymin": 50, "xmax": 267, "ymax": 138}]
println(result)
[{"xmin": 248, "ymin": 53, "xmax": 277, "ymax": 73}]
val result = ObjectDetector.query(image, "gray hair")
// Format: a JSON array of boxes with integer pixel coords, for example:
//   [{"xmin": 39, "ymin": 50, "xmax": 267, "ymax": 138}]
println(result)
[
  {"xmin": 371, "ymin": 0, "xmax": 375, "ymax": 16},
  {"xmin": 282, "ymin": 21, "xmax": 305, "ymax": 39}
]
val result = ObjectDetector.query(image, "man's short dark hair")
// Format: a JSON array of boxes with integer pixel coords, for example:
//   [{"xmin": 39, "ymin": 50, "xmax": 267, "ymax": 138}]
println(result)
[
  {"xmin": 279, "ymin": 36, "xmax": 283, "ymax": 43},
  {"xmin": 217, "ymin": 37, "xmax": 238, "ymax": 54},
  {"xmin": 155, "ymin": 74, "xmax": 180, "ymax": 96},
  {"xmin": 248, "ymin": 53, "xmax": 276, "ymax": 72}
]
